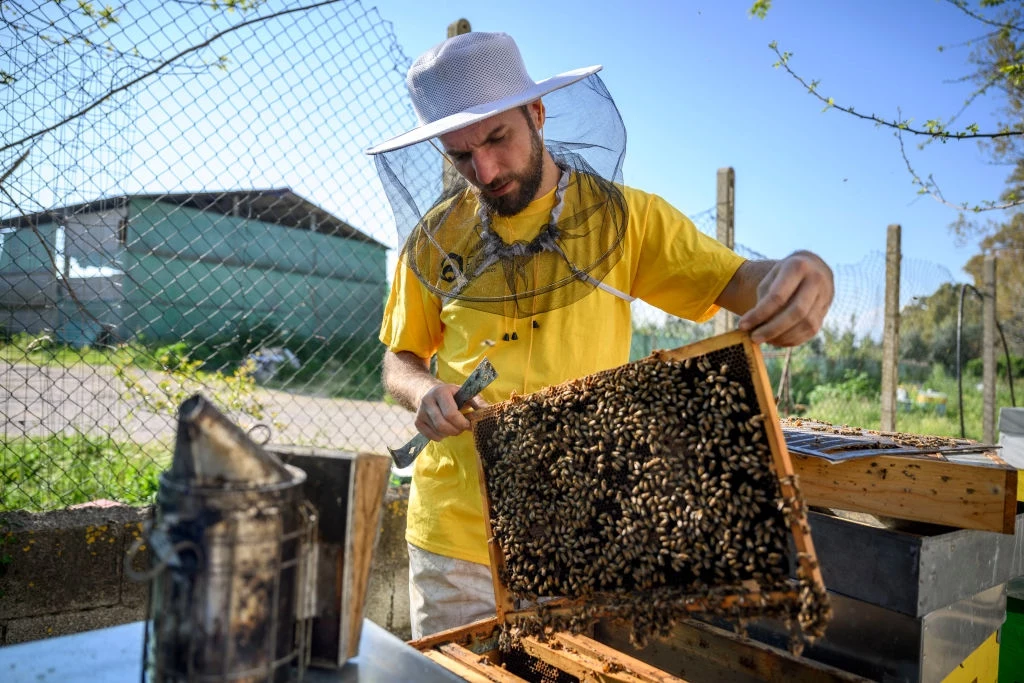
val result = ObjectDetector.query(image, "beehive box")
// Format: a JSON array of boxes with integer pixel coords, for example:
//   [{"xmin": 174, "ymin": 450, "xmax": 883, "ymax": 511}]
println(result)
[
  {"xmin": 411, "ymin": 614, "xmax": 868, "ymax": 683},
  {"xmin": 414, "ymin": 331, "xmax": 832, "ymax": 681}
]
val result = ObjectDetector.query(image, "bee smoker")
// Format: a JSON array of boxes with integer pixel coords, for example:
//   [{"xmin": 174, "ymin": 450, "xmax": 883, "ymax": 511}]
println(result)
[{"xmin": 131, "ymin": 395, "xmax": 317, "ymax": 683}]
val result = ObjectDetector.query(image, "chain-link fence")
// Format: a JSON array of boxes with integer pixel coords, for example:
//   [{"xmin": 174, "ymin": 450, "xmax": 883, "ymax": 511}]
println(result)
[
  {"xmin": 1, "ymin": 0, "xmax": 433, "ymax": 511},
  {"xmin": 635, "ymin": 210, "xmax": 1019, "ymax": 443},
  {"xmin": 1, "ymin": 1, "xmax": 1016, "ymax": 513}
]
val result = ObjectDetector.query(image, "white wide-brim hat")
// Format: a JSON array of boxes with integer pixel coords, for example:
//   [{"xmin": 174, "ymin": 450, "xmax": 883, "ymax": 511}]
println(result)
[{"xmin": 366, "ymin": 32, "xmax": 600, "ymax": 155}]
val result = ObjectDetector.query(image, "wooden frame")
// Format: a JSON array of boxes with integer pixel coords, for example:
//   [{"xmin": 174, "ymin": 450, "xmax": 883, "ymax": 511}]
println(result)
[
  {"xmin": 470, "ymin": 329, "xmax": 828, "ymax": 633},
  {"xmin": 411, "ymin": 617, "xmax": 870, "ymax": 682}
]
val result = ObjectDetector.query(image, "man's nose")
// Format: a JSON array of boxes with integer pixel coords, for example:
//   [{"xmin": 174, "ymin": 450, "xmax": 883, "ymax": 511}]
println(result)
[{"xmin": 472, "ymin": 151, "xmax": 499, "ymax": 186}]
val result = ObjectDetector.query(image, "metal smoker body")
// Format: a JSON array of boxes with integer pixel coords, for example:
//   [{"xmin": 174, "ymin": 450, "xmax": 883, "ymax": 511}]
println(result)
[{"xmin": 137, "ymin": 396, "xmax": 315, "ymax": 683}]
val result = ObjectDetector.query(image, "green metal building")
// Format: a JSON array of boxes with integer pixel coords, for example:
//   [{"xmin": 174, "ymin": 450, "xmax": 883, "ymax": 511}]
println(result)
[{"xmin": 0, "ymin": 188, "xmax": 388, "ymax": 347}]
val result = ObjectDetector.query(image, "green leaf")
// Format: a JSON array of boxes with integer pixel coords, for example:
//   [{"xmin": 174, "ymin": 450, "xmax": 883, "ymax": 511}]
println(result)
[{"xmin": 749, "ymin": 0, "xmax": 772, "ymax": 18}]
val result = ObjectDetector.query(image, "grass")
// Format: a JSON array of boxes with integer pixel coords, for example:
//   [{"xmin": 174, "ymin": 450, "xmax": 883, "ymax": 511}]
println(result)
[
  {"xmin": 0, "ymin": 331, "xmax": 385, "ymax": 401},
  {"xmin": 0, "ymin": 332, "xmax": 160, "ymax": 370},
  {"xmin": 794, "ymin": 372, "xmax": 1018, "ymax": 441},
  {"xmin": 264, "ymin": 353, "xmax": 383, "ymax": 400},
  {"xmin": 0, "ymin": 331, "xmax": 385, "ymax": 513},
  {"xmin": 1, "ymin": 434, "xmax": 169, "ymax": 512}
]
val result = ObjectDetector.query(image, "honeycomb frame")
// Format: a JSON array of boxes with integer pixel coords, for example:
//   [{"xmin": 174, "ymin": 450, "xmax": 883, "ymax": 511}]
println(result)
[{"xmin": 471, "ymin": 330, "xmax": 830, "ymax": 646}]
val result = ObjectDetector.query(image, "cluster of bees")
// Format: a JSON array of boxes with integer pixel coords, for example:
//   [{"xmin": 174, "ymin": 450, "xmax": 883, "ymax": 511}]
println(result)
[
  {"xmin": 781, "ymin": 416, "xmax": 977, "ymax": 450},
  {"xmin": 475, "ymin": 345, "xmax": 831, "ymax": 649}
]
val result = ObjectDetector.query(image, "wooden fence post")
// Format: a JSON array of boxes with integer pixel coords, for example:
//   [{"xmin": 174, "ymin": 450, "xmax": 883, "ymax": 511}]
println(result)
[
  {"xmin": 880, "ymin": 224, "xmax": 901, "ymax": 432},
  {"xmin": 983, "ymin": 254, "xmax": 997, "ymax": 444},
  {"xmin": 713, "ymin": 167, "xmax": 735, "ymax": 337},
  {"xmin": 447, "ymin": 18, "xmax": 471, "ymax": 38},
  {"xmin": 441, "ymin": 19, "xmax": 472, "ymax": 193}
]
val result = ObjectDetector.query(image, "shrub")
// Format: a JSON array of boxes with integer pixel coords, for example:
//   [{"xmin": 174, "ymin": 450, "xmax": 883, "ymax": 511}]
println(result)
[
  {"xmin": 965, "ymin": 354, "xmax": 1024, "ymax": 379},
  {"xmin": 807, "ymin": 370, "xmax": 879, "ymax": 405}
]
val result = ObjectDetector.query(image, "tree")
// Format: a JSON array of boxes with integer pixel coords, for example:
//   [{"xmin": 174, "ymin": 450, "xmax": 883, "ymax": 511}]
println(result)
[
  {"xmin": 1, "ymin": 0, "xmax": 345, "ymax": 210},
  {"xmin": 963, "ymin": 216, "xmax": 1024, "ymax": 354},
  {"xmin": 751, "ymin": 1, "xmax": 1024, "ymax": 368},
  {"xmin": 750, "ymin": 1, "xmax": 1024, "ymax": 217},
  {"xmin": 900, "ymin": 282, "xmax": 984, "ymax": 374}
]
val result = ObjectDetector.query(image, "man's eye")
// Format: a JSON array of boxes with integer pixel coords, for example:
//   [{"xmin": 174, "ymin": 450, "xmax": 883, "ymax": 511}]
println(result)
[{"xmin": 450, "ymin": 153, "xmax": 470, "ymax": 163}]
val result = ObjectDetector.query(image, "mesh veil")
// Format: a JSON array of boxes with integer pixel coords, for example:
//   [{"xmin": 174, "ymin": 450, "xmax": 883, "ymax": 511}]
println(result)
[{"xmin": 375, "ymin": 74, "xmax": 628, "ymax": 316}]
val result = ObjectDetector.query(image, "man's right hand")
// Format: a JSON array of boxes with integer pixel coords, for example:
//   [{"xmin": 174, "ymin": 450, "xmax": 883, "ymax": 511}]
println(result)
[
  {"xmin": 415, "ymin": 383, "xmax": 488, "ymax": 442},
  {"xmin": 383, "ymin": 349, "xmax": 490, "ymax": 442}
]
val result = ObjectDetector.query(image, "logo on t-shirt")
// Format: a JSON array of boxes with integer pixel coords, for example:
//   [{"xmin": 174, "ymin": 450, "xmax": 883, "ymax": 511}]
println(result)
[{"xmin": 440, "ymin": 253, "xmax": 464, "ymax": 283}]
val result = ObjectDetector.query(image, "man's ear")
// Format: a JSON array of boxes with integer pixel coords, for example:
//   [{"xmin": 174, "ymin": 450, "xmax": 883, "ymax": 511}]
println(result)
[{"xmin": 529, "ymin": 99, "xmax": 546, "ymax": 129}]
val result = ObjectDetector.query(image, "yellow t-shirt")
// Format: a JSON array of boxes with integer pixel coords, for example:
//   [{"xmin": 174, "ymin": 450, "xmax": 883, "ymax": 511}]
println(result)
[{"xmin": 380, "ymin": 181, "xmax": 746, "ymax": 566}]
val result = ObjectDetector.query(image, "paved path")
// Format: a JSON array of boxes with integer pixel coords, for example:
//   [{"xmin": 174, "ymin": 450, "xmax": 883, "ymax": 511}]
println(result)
[{"xmin": 0, "ymin": 361, "xmax": 417, "ymax": 455}]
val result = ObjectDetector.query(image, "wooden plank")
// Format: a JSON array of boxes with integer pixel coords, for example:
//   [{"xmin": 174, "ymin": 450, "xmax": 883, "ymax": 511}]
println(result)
[
  {"xmin": 421, "ymin": 650, "xmax": 495, "ymax": 683},
  {"xmin": 474, "ymin": 436, "xmax": 515, "ymax": 620},
  {"xmin": 438, "ymin": 643, "xmax": 531, "ymax": 683},
  {"xmin": 793, "ymin": 452, "xmax": 1018, "ymax": 534},
  {"xmin": 344, "ymin": 452, "xmax": 393, "ymax": 659},
  {"xmin": 742, "ymin": 335, "xmax": 827, "ymax": 597},
  {"xmin": 594, "ymin": 618, "xmax": 871, "ymax": 683},
  {"xmin": 508, "ymin": 590, "xmax": 799, "ymax": 623},
  {"xmin": 520, "ymin": 635, "xmax": 667, "ymax": 683},
  {"xmin": 409, "ymin": 616, "xmax": 501, "ymax": 651},
  {"xmin": 552, "ymin": 632, "xmax": 681, "ymax": 683}
]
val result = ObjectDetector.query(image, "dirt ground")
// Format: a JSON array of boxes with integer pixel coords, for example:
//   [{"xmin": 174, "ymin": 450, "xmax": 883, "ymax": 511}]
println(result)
[{"xmin": 0, "ymin": 361, "xmax": 417, "ymax": 456}]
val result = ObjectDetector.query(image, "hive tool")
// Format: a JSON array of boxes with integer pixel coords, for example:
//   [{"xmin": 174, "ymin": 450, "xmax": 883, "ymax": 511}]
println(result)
[{"xmin": 388, "ymin": 357, "xmax": 498, "ymax": 469}]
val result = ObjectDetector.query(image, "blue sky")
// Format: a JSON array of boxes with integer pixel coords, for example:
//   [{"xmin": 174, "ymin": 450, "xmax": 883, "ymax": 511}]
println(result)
[
  {"xmin": 367, "ymin": 0, "xmax": 1010, "ymax": 286},
  {"xmin": 5, "ymin": 0, "xmax": 1005, "ymax": 337}
]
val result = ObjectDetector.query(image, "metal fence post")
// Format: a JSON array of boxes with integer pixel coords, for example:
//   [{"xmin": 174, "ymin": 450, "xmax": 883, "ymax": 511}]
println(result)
[
  {"xmin": 983, "ymin": 254, "xmax": 997, "ymax": 444},
  {"xmin": 881, "ymin": 224, "xmax": 901, "ymax": 432},
  {"xmin": 714, "ymin": 167, "xmax": 735, "ymax": 337}
]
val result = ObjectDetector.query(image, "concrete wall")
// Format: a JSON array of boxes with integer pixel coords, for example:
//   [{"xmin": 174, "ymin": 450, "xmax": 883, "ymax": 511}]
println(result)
[
  {"xmin": 362, "ymin": 486, "xmax": 412, "ymax": 641},
  {"xmin": 0, "ymin": 487, "xmax": 411, "ymax": 645},
  {"xmin": 0, "ymin": 505, "xmax": 150, "ymax": 643}
]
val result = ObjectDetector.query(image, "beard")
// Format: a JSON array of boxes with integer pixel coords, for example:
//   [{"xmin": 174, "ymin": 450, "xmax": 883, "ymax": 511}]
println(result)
[{"xmin": 477, "ymin": 121, "xmax": 545, "ymax": 217}]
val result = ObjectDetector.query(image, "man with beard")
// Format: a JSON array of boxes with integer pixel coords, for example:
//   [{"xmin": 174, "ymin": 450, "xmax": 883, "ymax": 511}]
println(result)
[{"xmin": 367, "ymin": 31, "xmax": 834, "ymax": 638}]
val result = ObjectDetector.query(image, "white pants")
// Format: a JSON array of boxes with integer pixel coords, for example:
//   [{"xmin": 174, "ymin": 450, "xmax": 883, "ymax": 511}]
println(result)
[{"xmin": 407, "ymin": 542, "xmax": 496, "ymax": 639}]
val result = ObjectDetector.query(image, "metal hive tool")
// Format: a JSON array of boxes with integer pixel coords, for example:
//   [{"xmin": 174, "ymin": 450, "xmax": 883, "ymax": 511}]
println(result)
[{"xmin": 471, "ymin": 331, "xmax": 830, "ymax": 650}]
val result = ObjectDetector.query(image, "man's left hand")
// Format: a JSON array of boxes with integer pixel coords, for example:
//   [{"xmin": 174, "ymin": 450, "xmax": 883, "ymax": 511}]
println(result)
[{"xmin": 736, "ymin": 251, "xmax": 834, "ymax": 347}]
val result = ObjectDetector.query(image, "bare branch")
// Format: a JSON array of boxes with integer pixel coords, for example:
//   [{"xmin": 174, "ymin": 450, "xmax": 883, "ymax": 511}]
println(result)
[
  {"xmin": 937, "ymin": 28, "xmax": 1002, "ymax": 54},
  {"xmin": 921, "ymin": 69, "xmax": 1004, "ymax": 149},
  {"xmin": 942, "ymin": 0, "xmax": 1024, "ymax": 32},
  {"xmin": 3, "ymin": 1, "xmax": 219, "ymax": 75},
  {"xmin": 896, "ymin": 124, "xmax": 1024, "ymax": 211},
  {"xmin": 770, "ymin": 42, "xmax": 1019, "ymax": 140},
  {"xmin": 1, "ymin": 0, "xmax": 346, "ymax": 155},
  {"xmin": 0, "ymin": 148, "xmax": 32, "ymax": 188}
]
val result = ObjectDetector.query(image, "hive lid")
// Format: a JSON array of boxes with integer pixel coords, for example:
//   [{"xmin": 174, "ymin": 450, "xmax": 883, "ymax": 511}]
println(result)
[{"xmin": 781, "ymin": 422, "xmax": 997, "ymax": 463}]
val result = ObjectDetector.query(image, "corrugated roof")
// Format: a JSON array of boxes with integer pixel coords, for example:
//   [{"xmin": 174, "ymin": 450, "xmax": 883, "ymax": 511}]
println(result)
[{"xmin": 2, "ymin": 188, "xmax": 388, "ymax": 249}]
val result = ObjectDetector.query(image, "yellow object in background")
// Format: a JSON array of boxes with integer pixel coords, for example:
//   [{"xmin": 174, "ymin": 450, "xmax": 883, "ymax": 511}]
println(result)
[{"xmin": 942, "ymin": 631, "xmax": 1000, "ymax": 683}]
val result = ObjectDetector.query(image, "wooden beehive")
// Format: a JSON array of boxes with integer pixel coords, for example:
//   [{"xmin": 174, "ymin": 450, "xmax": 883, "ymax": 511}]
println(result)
[
  {"xmin": 410, "ymin": 615, "xmax": 869, "ymax": 682},
  {"xmin": 270, "ymin": 446, "xmax": 392, "ymax": 668}
]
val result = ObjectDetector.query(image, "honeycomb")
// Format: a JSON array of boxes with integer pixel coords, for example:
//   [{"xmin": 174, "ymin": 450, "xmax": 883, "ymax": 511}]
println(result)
[{"xmin": 473, "ymin": 342, "xmax": 830, "ymax": 648}]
